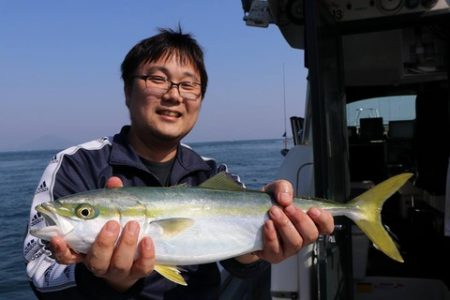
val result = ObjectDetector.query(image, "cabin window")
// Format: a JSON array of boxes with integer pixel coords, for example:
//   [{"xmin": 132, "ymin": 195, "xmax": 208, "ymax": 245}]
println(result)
[{"xmin": 346, "ymin": 95, "xmax": 417, "ymax": 182}]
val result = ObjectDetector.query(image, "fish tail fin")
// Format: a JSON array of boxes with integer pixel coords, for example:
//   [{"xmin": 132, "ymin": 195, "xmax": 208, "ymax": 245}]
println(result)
[
  {"xmin": 349, "ymin": 173, "xmax": 413, "ymax": 263},
  {"xmin": 154, "ymin": 265, "xmax": 187, "ymax": 286}
]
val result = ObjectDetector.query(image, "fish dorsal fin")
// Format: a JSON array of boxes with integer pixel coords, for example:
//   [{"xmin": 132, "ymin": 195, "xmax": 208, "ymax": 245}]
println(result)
[
  {"xmin": 170, "ymin": 183, "xmax": 189, "ymax": 188},
  {"xmin": 151, "ymin": 218, "xmax": 195, "ymax": 238},
  {"xmin": 154, "ymin": 265, "xmax": 187, "ymax": 286},
  {"xmin": 199, "ymin": 172, "xmax": 245, "ymax": 191}
]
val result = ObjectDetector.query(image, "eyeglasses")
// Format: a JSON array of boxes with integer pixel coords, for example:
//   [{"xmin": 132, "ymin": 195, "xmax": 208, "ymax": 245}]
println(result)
[{"xmin": 134, "ymin": 75, "xmax": 201, "ymax": 101}]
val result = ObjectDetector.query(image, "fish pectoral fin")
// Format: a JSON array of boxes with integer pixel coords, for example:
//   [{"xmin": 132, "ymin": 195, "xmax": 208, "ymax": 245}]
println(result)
[
  {"xmin": 199, "ymin": 171, "xmax": 245, "ymax": 191},
  {"xmin": 154, "ymin": 265, "xmax": 187, "ymax": 286},
  {"xmin": 151, "ymin": 218, "xmax": 195, "ymax": 238}
]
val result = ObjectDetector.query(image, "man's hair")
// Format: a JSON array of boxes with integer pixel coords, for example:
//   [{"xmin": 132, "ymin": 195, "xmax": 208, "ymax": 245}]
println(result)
[{"xmin": 121, "ymin": 27, "xmax": 208, "ymax": 98}]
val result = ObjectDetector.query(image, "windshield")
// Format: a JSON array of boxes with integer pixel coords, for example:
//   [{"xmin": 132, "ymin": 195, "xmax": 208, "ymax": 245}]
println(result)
[{"xmin": 346, "ymin": 95, "xmax": 416, "ymax": 127}]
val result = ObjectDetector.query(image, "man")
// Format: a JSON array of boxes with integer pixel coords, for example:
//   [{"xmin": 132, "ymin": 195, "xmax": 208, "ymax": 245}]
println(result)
[{"xmin": 24, "ymin": 28, "xmax": 334, "ymax": 299}]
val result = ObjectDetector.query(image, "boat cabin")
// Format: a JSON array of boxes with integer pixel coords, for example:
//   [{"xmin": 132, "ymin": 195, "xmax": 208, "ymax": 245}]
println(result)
[{"xmin": 224, "ymin": 1, "xmax": 450, "ymax": 299}]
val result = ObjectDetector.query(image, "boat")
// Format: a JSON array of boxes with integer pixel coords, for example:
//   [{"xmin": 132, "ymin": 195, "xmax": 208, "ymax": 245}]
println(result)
[{"xmin": 220, "ymin": 1, "xmax": 450, "ymax": 299}]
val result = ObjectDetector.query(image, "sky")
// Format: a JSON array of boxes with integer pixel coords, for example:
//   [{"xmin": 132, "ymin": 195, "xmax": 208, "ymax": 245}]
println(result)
[{"xmin": 0, "ymin": 0, "xmax": 308, "ymax": 151}]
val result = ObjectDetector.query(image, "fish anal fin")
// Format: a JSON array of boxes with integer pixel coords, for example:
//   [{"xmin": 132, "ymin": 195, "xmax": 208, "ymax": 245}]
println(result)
[
  {"xmin": 152, "ymin": 218, "xmax": 195, "ymax": 238},
  {"xmin": 154, "ymin": 265, "xmax": 187, "ymax": 286},
  {"xmin": 199, "ymin": 172, "xmax": 245, "ymax": 191}
]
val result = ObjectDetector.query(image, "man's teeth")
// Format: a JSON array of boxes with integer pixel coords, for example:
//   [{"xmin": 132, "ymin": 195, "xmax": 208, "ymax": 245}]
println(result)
[{"xmin": 161, "ymin": 111, "xmax": 180, "ymax": 117}]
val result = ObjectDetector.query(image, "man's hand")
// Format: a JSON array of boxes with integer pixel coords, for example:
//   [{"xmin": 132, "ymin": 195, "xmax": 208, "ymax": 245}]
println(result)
[
  {"xmin": 255, "ymin": 179, "xmax": 334, "ymax": 264},
  {"xmin": 50, "ymin": 177, "xmax": 156, "ymax": 292}
]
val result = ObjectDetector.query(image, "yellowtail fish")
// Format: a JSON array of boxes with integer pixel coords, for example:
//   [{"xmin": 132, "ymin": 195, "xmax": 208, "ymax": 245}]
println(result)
[{"xmin": 31, "ymin": 172, "xmax": 412, "ymax": 285}]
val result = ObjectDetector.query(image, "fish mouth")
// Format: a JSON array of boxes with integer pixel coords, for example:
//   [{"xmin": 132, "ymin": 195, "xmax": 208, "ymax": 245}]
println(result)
[{"xmin": 30, "ymin": 202, "xmax": 74, "ymax": 241}]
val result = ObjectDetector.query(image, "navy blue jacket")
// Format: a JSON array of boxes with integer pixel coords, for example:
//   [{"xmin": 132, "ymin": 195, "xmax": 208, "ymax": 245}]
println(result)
[{"xmin": 24, "ymin": 126, "xmax": 268, "ymax": 300}]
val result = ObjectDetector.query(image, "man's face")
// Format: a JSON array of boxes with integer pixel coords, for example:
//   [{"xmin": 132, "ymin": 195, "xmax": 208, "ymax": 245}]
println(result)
[{"xmin": 125, "ymin": 55, "xmax": 202, "ymax": 143}]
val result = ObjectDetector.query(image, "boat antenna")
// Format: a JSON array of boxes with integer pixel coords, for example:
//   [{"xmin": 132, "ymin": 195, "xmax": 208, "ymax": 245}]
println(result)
[{"xmin": 281, "ymin": 63, "xmax": 289, "ymax": 156}]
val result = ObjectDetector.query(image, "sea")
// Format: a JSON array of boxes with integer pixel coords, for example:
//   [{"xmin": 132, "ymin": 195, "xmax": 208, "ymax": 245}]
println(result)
[{"xmin": 0, "ymin": 138, "xmax": 287, "ymax": 300}]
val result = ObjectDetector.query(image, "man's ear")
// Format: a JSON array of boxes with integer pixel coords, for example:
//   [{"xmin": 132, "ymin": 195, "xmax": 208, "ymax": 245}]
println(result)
[{"xmin": 124, "ymin": 85, "xmax": 131, "ymax": 108}]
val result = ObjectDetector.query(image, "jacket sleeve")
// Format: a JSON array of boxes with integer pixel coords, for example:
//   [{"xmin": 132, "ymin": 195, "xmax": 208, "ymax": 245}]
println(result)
[
  {"xmin": 23, "ymin": 145, "xmax": 142, "ymax": 300},
  {"xmin": 24, "ymin": 149, "xmax": 85, "ymax": 299},
  {"xmin": 220, "ymin": 257, "xmax": 270, "ymax": 278}
]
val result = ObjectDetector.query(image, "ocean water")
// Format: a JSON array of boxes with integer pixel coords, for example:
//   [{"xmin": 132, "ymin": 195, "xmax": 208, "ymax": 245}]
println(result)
[{"xmin": 0, "ymin": 139, "xmax": 286, "ymax": 300}]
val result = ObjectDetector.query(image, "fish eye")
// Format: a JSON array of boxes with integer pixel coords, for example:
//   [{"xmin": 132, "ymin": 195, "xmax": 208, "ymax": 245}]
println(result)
[{"xmin": 75, "ymin": 204, "xmax": 98, "ymax": 220}]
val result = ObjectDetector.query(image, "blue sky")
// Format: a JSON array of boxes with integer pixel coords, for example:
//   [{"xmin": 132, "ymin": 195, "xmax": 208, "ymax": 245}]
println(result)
[{"xmin": 0, "ymin": 0, "xmax": 308, "ymax": 151}]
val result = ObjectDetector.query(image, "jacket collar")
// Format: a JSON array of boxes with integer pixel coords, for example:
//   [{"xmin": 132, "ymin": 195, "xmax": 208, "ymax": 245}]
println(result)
[{"xmin": 109, "ymin": 126, "xmax": 211, "ymax": 184}]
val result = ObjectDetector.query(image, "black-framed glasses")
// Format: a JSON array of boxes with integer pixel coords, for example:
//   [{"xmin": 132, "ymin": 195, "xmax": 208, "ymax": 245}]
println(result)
[{"xmin": 134, "ymin": 75, "xmax": 201, "ymax": 101}]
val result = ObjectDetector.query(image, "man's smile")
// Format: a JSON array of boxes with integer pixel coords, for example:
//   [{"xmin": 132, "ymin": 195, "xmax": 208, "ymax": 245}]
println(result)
[{"xmin": 157, "ymin": 109, "xmax": 182, "ymax": 118}]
